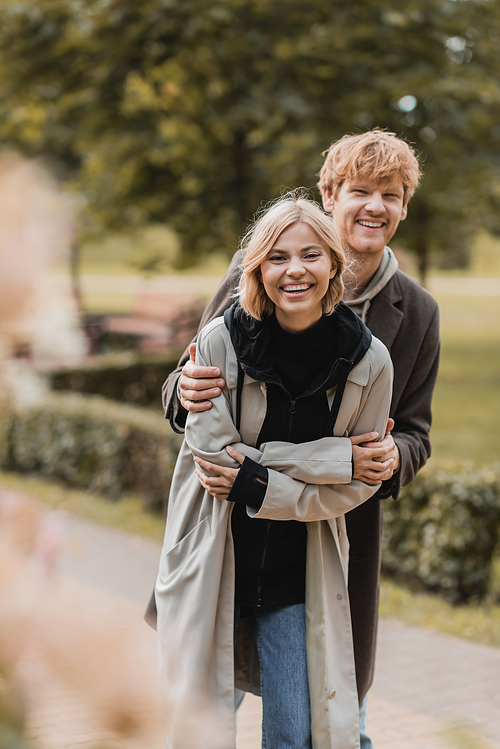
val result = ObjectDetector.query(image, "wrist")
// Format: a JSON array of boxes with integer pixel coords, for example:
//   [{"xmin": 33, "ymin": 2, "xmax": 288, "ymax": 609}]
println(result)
[{"xmin": 393, "ymin": 442, "xmax": 401, "ymax": 472}]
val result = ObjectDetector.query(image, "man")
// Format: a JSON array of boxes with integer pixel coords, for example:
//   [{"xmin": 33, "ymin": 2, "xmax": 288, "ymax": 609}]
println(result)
[{"xmin": 151, "ymin": 129, "xmax": 440, "ymax": 748}]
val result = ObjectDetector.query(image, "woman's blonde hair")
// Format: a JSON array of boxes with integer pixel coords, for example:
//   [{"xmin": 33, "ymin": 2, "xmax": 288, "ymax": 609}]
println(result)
[{"xmin": 238, "ymin": 192, "xmax": 345, "ymax": 320}]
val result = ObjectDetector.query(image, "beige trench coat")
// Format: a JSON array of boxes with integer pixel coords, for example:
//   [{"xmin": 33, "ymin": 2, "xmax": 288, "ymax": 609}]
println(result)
[{"xmin": 155, "ymin": 316, "xmax": 393, "ymax": 749}]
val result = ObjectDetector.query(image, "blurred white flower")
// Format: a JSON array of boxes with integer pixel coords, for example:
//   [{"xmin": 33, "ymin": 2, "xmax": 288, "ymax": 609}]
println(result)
[{"xmin": 0, "ymin": 153, "xmax": 87, "ymax": 407}]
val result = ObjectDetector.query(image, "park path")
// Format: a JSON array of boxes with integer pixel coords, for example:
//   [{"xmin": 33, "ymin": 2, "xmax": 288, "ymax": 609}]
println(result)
[{"xmin": 6, "ymin": 495, "xmax": 500, "ymax": 749}]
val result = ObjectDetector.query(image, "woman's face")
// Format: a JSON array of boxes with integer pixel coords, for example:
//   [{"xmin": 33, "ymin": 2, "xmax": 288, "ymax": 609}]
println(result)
[{"xmin": 260, "ymin": 222, "xmax": 335, "ymax": 334}]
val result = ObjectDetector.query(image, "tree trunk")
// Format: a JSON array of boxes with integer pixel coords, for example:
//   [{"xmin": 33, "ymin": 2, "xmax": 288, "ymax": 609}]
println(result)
[
  {"xmin": 70, "ymin": 239, "xmax": 84, "ymax": 317},
  {"xmin": 417, "ymin": 240, "xmax": 429, "ymax": 288},
  {"xmin": 414, "ymin": 202, "xmax": 430, "ymax": 288},
  {"xmin": 233, "ymin": 128, "xmax": 250, "ymax": 231}
]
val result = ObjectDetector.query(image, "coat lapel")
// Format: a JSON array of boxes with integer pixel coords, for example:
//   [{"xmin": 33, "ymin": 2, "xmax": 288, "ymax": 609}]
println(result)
[{"xmin": 366, "ymin": 273, "xmax": 404, "ymax": 353}]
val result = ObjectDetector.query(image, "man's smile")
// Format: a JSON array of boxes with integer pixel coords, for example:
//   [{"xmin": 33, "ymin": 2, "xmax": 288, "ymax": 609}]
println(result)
[{"xmin": 357, "ymin": 220, "xmax": 384, "ymax": 228}]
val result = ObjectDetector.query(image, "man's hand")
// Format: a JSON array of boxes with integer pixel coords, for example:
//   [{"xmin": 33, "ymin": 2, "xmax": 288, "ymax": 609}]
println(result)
[
  {"xmin": 179, "ymin": 343, "xmax": 226, "ymax": 413},
  {"xmin": 372, "ymin": 418, "xmax": 399, "ymax": 470},
  {"xmin": 349, "ymin": 419, "xmax": 399, "ymax": 485},
  {"xmin": 193, "ymin": 446, "xmax": 245, "ymax": 500}
]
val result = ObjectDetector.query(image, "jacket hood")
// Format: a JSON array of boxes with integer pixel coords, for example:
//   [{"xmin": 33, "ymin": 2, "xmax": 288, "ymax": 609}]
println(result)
[
  {"xmin": 224, "ymin": 301, "xmax": 372, "ymax": 388},
  {"xmin": 346, "ymin": 247, "xmax": 399, "ymax": 322}
]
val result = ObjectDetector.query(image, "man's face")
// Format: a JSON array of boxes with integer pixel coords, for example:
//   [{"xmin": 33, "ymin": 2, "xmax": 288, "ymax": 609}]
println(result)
[{"xmin": 321, "ymin": 176, "xmax": 407, "ymax": 259}]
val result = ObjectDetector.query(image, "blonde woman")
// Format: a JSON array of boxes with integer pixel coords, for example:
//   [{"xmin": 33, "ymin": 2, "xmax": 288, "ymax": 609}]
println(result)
[{"xmin": 155, "ymin": 194, "xmax": 393, "ymax": 749}]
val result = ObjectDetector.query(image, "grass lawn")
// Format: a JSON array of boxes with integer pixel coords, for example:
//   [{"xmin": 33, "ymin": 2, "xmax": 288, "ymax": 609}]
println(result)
[
  {"xmin": 0, "ymin": 469, "xmax": 166, "ymax": 543},
  {"xmin": 379, "ymin": 576, "xmax": 500, "ymax": 648},
  {"xmin": 427, "ymin": 294, "xmax": 500, "ymax": 466}
]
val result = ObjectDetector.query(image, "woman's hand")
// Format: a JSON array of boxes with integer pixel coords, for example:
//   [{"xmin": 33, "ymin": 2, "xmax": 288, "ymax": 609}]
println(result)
[{"xmin": 193, "ymin": 446, "xmax": 245, "ymax": 500}]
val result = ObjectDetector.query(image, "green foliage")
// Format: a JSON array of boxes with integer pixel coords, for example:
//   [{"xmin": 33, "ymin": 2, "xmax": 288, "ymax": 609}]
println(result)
[
  {"xmin": 0, "ymin": 403, "xmax": 10, "ymax": 467},
  {"xmin": 3, "ymin": 393, "xmax": 182, "ymax": 510},
  {"xmin": 82, "ymin": 224, "xmax": 181, "ymax": 276},
  {"xmin": 0, "ymin": 0, "xmax": 499, "ymax": 272},
  {"xmin": 49, "ymin": 349, "xmax": 182, "ymax": 407},
  {"xmin": 382, "ymin": 465, "xmax": 500, "ymax": 603},
  {"xmin": 0, "ymin": 663, "xmax": 27, "ymax": 749}
]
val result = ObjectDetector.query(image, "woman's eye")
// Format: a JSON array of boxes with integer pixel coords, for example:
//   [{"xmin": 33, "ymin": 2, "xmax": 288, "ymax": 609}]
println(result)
[
  {"xmin": 304, "ymin": 253, "xmax": 321, "ymax": 260},
  {"xmin": 269, "ymin": 255, "xmax": 285, "ymax": 262}
]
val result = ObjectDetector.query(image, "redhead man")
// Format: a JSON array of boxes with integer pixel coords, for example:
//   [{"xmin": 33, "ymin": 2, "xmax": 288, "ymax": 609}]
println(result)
[{"xmin": 148, "ymin": 130, "xmax": 440, "ymax": 748}]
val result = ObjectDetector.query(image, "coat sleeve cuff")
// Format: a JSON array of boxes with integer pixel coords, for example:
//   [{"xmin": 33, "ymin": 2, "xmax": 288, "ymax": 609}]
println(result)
[
  {"xmin": 227, "ymin": 457, "xmax": 268, "ymax": 510},
  {"xmin": 173, "ymin": 405, "xmax": 188, "ymax": 431},
  {"xmin": 164, "ymin": 374, "xmax": 188, "ymax": 433}
]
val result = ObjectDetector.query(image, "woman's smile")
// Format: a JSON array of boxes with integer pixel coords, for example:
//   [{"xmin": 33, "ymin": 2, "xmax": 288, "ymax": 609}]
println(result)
[{"xmin": 280, "ymin": 283, "xmax": 314, "ymax": 295}]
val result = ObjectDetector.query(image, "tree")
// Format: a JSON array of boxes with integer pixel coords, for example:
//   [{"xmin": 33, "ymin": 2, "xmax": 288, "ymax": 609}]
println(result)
[{"xmin": 0, "ymin": 0, "xmax": 499, "ymax": 276}]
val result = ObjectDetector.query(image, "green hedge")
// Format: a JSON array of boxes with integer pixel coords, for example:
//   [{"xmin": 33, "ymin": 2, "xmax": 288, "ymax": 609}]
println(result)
[
  {"xmin": 2, "ymin": 393, "xmax": 182, "ymax": 511},
  {"xmin": 0, "ymin": 403, "xmax": 10, "ymax": 467},
  {"xmin": 47, "ymin": 350, "xmax": 183, "ymax": 407},
  {"xmin": 3, "ymin": 392, "xmax": 499, "ymax": 604},
  {"xmin": 382, "ymin": 464, "xmax": 500, "ymax": 602}
]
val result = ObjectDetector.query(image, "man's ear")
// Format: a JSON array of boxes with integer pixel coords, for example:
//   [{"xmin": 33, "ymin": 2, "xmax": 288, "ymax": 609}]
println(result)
[
  {"xmin": 321, "ymin": 187, "xmax": 335, "ymax": 214},
  {"xmin": 400, "ymin": 204, "xmax": 408, "ymax": 221}
]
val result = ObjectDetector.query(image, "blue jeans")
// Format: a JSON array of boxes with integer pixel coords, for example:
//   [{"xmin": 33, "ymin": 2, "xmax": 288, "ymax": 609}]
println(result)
[
  {"xmin": 359, "ymin": 694, "xmax": 374, "ymax": 749},
  {"xmin": 234, "ymin": 604, "xmax": 312, "ymax": 749}
]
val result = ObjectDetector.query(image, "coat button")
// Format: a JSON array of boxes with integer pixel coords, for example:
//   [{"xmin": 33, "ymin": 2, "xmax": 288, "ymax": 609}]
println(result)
[
  {"xmin": 328, "ymin": 689, "xmax": 336, "ymax": 699},
  {"xmin": 337, "ymin": 594, "xmax": 342, "ymax": 600}
]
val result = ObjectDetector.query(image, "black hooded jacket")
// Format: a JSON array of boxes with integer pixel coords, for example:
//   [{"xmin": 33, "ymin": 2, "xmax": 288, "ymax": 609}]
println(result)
[{"xmin": 224, "ymin": 301, "xmax": 372, "ymax": 608}]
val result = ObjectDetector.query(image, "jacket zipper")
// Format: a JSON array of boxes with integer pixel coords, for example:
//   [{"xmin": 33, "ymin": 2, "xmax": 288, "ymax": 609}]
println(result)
[
  {"xmin": 276, "ymin": 358, "xmax": 342, "ymax": 441},
  {"xmin": 288, "ymin": 399, "xmax": 297, "ymax": 437},
  {"xmin": 256, "ymin": 520, "xmax": 272, "ymax": 607},
  {"xmin": 254, "ymin": 362, "xmax": 342, "ymax": 605}
]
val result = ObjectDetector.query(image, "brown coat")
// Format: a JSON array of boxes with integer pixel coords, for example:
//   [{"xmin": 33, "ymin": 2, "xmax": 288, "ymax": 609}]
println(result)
[{"xmin": 155, "ymin": 248, "xmax": 440, "ymax": 702}]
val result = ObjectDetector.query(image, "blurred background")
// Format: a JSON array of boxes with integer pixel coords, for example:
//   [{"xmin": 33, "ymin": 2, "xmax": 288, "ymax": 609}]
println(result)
[{"xmin": 0, "ymin": 1, "xmax": 499, "ymax": 748}]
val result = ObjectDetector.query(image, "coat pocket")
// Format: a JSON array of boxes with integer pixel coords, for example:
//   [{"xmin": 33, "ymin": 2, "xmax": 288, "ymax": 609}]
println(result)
[{"xmin": 159, "ymin": 517, "xmax": 211, "ymax": 582}]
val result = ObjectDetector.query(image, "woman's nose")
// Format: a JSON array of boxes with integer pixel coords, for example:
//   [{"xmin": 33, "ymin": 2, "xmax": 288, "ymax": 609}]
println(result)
[{"xmin": 287, "ymin": 257, "xmax": 305, "ymax": 276}]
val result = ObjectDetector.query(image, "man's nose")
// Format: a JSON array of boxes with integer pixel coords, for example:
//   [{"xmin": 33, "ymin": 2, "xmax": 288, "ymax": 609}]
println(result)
[{"xmin": 366, "ymin": 191, "xmax": 385, "ymax": 213}]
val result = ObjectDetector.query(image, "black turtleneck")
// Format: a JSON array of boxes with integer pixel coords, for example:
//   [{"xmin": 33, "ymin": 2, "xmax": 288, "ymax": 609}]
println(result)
[
  {"xmin": 224, "ymin": 302, "xmax": 372, "ymax": 608},
  {"xmin": 270, "ymin": 313, "xmax": 336, "ymax": 398},
  {"xmin": 229, "ymin": 314, "xmax": 339, "ymax": 607}
]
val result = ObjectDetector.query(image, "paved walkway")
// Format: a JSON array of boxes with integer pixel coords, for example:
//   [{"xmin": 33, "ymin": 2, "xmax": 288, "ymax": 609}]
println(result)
[{"xmin": 2, "ymin": 492, "xmax": 499, "ymax": 749}]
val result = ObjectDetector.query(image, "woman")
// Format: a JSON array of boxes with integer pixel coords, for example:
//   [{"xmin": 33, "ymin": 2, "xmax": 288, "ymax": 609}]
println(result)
[{"xmin": 155, "ymin": 194, "xmax": 393, "ymax": 749}]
